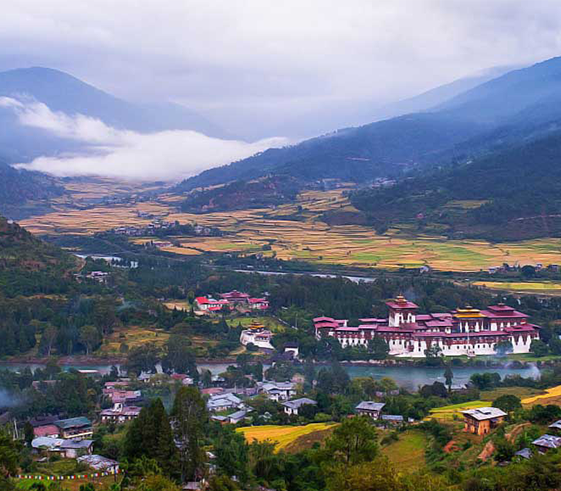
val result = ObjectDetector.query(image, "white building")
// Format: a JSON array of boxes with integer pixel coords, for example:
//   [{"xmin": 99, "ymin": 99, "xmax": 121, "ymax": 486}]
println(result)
[
  {"xmin": 314, "ymin": 298, "xmax": 540, "ymax": 358},
  {"xmin": 282, "ymin": 398, "xmax": 317, "ymax": 416}
]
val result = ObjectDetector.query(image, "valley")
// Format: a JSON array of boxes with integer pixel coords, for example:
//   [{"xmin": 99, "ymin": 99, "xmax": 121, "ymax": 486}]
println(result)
[{"xmin": 20, "ymin": 180, "xmax": 561, "ymax": 273}]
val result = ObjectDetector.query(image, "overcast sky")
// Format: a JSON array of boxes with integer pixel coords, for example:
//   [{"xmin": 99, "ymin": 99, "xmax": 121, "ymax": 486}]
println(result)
[{"xmin": 2, "ymin": 0, "xmax": 561, "ymax": 140}]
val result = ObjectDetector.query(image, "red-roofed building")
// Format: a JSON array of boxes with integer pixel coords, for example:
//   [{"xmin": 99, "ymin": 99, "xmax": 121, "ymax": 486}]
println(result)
[
  {"xmin": 248, "ymin": 298, "xmax": 269, "ymax": 310},
  {"xmin": 314, "ymin": 300, "xmax": 540, "ymax": 358},
  {"xmin": 33, "ymin": 424, "xmax": 59, "ymax": 438},
  {"xmin": 194, "ymin": 297, "xmax": 231, "ymax": 312}
]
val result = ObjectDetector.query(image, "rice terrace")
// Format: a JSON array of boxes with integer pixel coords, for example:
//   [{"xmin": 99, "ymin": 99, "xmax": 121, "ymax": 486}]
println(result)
[
  {"xmin": 20, "ymin": 183, "xmax": 561, "ymax": 273},
  {"xmin": 236, "ymin": 423, "xmax": 338, "ymax": 452}
]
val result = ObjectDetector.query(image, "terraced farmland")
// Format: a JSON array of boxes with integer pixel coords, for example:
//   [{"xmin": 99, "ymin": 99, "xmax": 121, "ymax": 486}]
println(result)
[
  {"xmin": 236, "ymin": 423, "xmax": 338, "ymax": 451},
  {"xmin": 20, "ymin": 182, "xmax": 561, "ymax": 272}
]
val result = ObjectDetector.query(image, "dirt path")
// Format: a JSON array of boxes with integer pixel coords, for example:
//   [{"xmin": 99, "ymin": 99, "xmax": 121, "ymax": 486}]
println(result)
[
  {"xmin": 506, "ymin": 423, "xmax": 531, "ymax": 443},
  {"xmin": 477, "ymin": 441, "xmax": 495, "ymax": 461}
]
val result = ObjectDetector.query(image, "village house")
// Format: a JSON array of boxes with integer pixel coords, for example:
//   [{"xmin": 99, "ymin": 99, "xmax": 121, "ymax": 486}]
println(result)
[
  {"xmin": 77, "ymin": 454, "xmax": 120, "ymax": 473},
  {"xmin": 30, "ymin": 416, "xmax": 61, "ymax": 438},
  {"xmin": 314, "ymin": 297, "xmax": 541, "ymax": 357},
  {"xmin": 32, "ymin": 437, "xmax": 94, "ymax": 459},
  {"xmin": 211, "ymin": 409, "xmax": 249, "ymax": 425},
  {"xmin": 461, "ymin": 407, "xmax": 507, "ymax": 436},
  {"xmin": 207, "ymin": 393, "xmax": 244, "ymax": 413},
  {"xmin": 532, "ymin": 434, "xmax": 561, "ymax": 453},
  {"xmin": 195, "ymin": 291, "xmax": 269, "ymax": 314},
  {"xmin": 355, "ymin": 401, "xmax": 385, "ymax": 419},
  {"xmin": 103, "ymin": 388, "xmax": 143, "ymax": 405},
  {"xmin": 194, "ymin": 296, "xmax": 230, "ymax": 313},
  {"xmin": 258, "ymin": 381, "xmax": 296, "ymax": 402},
  {"xmin": 282, "ymin": 398, "xmax": 317, "ymax": 416},
  {"xmin": 380, "ymin": 415, "xmax": 405, "ymax": 425},
  {"xmin": 550, "ymin": 420, "xmax": 561, "ymax": 431},
  {"xmin": 54, "ymin": 417, "xmax": 93, "ymax": 440},
  {"xmin": 100, "ymin": 403, "xmax": 142, "ymax": 424}
]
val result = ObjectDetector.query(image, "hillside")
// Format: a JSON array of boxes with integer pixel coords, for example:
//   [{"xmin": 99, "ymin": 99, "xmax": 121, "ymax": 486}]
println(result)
[
  {"xmin": 179, "ymin": 175, "xmax": 302, "ymax": 213},
  {"xmin": 177, "ymin": 113, "xmax": 485, "ymax": 191},
  {"xmin": 0, "ymin": 215, "xmax": 75, "ymax": 272},
  {"xmin": 349, "ymin": 131, "xmax": 561, "ymax": 241},
  {"xmin": 178, "ymin": 56, "xmax": 561, "ymax": 193},
  {"xmin": 0, "ymin": 160, "xmax": 64, "ymax": 219}
]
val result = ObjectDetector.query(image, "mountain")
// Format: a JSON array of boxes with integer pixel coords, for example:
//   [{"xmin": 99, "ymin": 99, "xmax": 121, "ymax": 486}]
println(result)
[
  {"xmin": 0, "ymin": 67, "xmax": 228, "ymax": 162},
  {"xmin": 177, "ymin": 113, "xmax": 486, "ymax": 192},
  {"xmin": 0, "ymin": 215, "xmax": 75, "ymax": 273},
  {"xmin": 370, "ymin": 65, "xmax": 519, "ymax": 122},
  {"xmin": 349, "ymin": 130, "xmax": 561, "ymax": 241},
  {"xmin": 0, "ymin": 159, "xmax": 64, "ymax": 219},
  {"xmin": 178, "ymin": 56, "xmax": 561, "ymax": 194},
  {"xmin": 179, "ymin": 175, "xmax": 302, "ymax": 213}
]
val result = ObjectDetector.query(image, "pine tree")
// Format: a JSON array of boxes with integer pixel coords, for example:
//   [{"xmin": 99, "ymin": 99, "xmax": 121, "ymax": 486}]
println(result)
[{"xmin": 171, "ymin": 387, "xmax": 208, "ymax": 482}]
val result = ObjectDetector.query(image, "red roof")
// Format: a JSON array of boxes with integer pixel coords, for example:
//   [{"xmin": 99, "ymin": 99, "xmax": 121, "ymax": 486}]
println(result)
[
  {"xmin": 34, "ymin": 425, "xmax": 59, "ymax": 437},
  {"xmin": 195, "ymin": 297, "xmax": 210, "ymax": 304},
  {"xmin": 386, "ymin": 298, "xmax": 418, "ymax": 310},
  {"xmin": 313, "ymin": 316, "xmax": 335, "ymax": 323},
  {"xmin": 219, "ymin": 291, "xmax": 250, "ymax": 299},
  {"xmin": 248, "ymin": 298, "xmax": 268, "ymax": 304}
]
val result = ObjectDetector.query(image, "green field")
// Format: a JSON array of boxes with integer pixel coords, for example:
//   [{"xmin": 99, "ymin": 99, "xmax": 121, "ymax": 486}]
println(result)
[
  {"xmin": 381, "ymin": 430, "xmax": 427, "ymax": 472},
  {"xmin": 21, "ymin": 183, "xmax": 561, "ymax": 272},
  {"xmin": 473, "ymin": 280, "xmax": 561, "ymax": 295},
  {"xmin": 427, "ymin": 400, "xmax": 489, "ymax": 421},
  {"xmin": 481, "ymin": 386, "xmax": 544, "ymax": 401}
]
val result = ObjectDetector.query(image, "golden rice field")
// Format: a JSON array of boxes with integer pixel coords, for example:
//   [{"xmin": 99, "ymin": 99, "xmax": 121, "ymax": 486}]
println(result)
[
  {"xmin": 236, "ymin": 423, "xmax": 338, "ymax": 451},
  {"xmin": 522, "ymin": 384, "xmax": 561, "ymax": 406},
  {"xmin": 426, "ymin": 400, "xmax": 489, "ymax": 421},
  {"xmin": 20, "ymin": 182, "xmax": 561, "ymax": 272},
  {"xmin": 473, "ymin": 281, "xmax": 561, "ymax": 295}
]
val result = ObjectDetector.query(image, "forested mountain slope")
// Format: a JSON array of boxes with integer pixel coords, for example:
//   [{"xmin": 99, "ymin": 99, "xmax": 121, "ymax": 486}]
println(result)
[
  {"xmin": 350, "ymin": 131, "xmax": 561, "ymax": 241},
  {"xmin": 178, "ymin": 56, "xmax": 561, "ymax": 193}
]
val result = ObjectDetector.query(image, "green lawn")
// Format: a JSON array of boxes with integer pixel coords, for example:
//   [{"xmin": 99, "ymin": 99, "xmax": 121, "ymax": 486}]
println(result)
[
  {"xmin": 481, "ymin": 386, "xmax": 543, "ymax": 401},
  {"xmin": 381, "ymin": 430, "xmax": 427, "ymax": 472}
]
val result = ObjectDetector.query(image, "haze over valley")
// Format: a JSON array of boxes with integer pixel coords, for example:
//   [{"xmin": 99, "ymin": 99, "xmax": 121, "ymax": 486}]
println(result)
[{"xmin": 5, "ymin": 3, "xmax": 561, "ymax": 491}]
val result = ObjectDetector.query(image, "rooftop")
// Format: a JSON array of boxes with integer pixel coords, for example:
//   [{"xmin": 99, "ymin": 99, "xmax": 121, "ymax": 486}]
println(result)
[
  {"xmin": 282, "ymin": 398, "xmax": 317, "ymax": 410},
  {"xmin": 533, "ymin": 434, "xmax": 561, "ymax": 449},
  {"xmin": 54, "ymin": 417, "xmax": 92, "ymax": 429},
  {"xmin": 461, "ymin": 407, "xmax": 507, "ymax": 421},
  {"xmin": 356, "ymin": 401, "xmax": 385, "ymax": 412}
]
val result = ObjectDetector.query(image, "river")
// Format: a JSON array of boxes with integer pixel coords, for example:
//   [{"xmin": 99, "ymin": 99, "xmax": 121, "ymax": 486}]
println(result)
[{"xmin": 0, "ymin": 361, "xmax": 541, "ymax": 391}]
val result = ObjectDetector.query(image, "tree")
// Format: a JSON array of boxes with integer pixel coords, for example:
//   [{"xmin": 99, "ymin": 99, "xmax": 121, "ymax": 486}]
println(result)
[
  {"xmin": 495, "ymin": 340, "xmax": 514, "ymax": 356},
  {"xmin": 162, "ymin": 335, "xmax": 198, "ymax": 380},
  {"xmin": 368, "ymin": 337, "xmax": 389, "ymax": 360},
  {"xmin": 171, "ymin": 387, "xmax": 208, "ymax": 482},
  {"xmin": 207, "ymin": 476, "xmax": 241, "ymax": 491},
  {"xmin": 40, "ymin": 325, "xmax": 58, "ymax": 357},
  {"xmin": 124, "ymin": 399, "xmax": 179, "ymax": 477},
  {"xmin": 531, "ymin": 339, "xmax": 549, "ymax": 357},
  {"xmin": 324, "ymin": 416, "xmax": 378, "ymax": 465},
  {"xmin": 493, "ymin": 394, "xmax": 522, "ymax": 413},
  {"xmin": 444, "ymin": 365, "xmax": 454, "ymax": 393},
  {"xmin": 424, "ymin": 344, "xmax": 443, "ymax": 366},
  {"xmin": 23, "ymin": 422, "xmax": 34, "ymax": 446},
  {"xmin": 79, "ymin": 325, "xmax": 101, "ymax": 355},
  {"xmin": 0, "ymin": 429, "xmax": 21, "ymax": 480},
  {"xmin": 126, "ymin": 344, "xmax": 162, "ymax": 375},
  {"xmin": 326, "ymin": 459, "xmax": 401, "ymax": 491}
]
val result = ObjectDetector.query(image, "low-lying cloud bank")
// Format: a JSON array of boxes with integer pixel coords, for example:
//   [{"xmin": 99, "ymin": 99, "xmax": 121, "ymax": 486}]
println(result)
[{"xmin": 0, "ymin": 96, "xmax": 286, "ymax": 181}]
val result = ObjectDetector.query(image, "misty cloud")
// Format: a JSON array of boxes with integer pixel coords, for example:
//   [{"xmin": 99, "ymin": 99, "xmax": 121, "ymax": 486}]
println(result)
[
  {"xmin": 1, "ymin": 1, "xmax": 561, "ymax": 139},
  {"xmin": 3, "ymin": 97, "xmax": 287, "ymax": 181}
]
